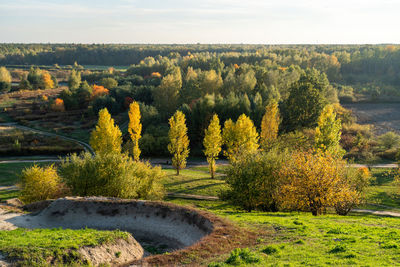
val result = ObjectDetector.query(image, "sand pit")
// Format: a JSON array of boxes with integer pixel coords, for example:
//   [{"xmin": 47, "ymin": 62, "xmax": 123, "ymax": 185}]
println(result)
[{"xmin": 4, "ymin": 197, "xmax": 213, "ymax": 249}]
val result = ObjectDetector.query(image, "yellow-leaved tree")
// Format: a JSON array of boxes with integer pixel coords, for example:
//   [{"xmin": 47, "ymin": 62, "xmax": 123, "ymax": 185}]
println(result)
[
  {"xmin": 260, "ymin": 101, "xmax": 280, "ymax": 150},
  {"xmin": 277, "ymin": 151, "xmax": 356, "ymax": 216},
  {"xmin": 41, "ymin": 71, "xmax": 55, "ymax": 89},
  {"xmin": 168, "ymin": 110, "xmax": 189, "ymax": 175},
  {"xmin": 314, "ymin": 104, "xmax": 345, "ymax": 157},
  {"xmin": 128, "ymin": 101, "xmax": 142, "ymax": 161},
  {"xmin": 222, "ymin": 114, "xmax": 259, "ymax": 162},
  {"xmin": 90, "ymin": 108, "xmax": 122, "ymax": 155},
  {"xmin": 203, "ymin": 114, "xmax": 222, "ymax": 178}
]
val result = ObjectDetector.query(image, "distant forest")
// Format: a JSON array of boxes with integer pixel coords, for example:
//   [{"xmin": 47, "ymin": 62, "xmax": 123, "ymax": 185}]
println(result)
[
  {"xmin": 2, "ymin": 44, "xmax": 400, "ymax": 160},
  {"xmin": 2, "ymin": 44, "xmax": 400, "ymax": 101}
]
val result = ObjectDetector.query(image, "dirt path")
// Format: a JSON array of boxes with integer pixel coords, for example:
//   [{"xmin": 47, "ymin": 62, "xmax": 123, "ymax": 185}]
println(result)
[
  {"xmin": 0, "ymin": 123, "xmax": 93, "ymax": 154},
  {"xmin": 352, "ymin": 209, "xmax": 400, "ymax": 217}
]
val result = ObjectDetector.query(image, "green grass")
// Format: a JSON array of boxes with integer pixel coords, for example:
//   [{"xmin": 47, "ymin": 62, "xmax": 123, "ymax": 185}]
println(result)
[
  {"xmin": 0, "ymin": 162, "xmax": 54, "ymax": 186},
  {"xmin": 0, "ymin": 188, "xmax": 19, "ymax": 201},
  {"xmin": 363, "ymin": 168, "xmax": 400, "ymax": 210},
  {"xmin": 191, "ymin": 164, "xmax": 229, "ymax": 174},
  {"xmin": 169, "ymin": 198, "xmax": 400, "ymax": 266},
  {"xmin": 0, "ymin": 228, "xmax": 129, "ymax": 266},
  {"xmin": 162, "ymin": 168, "xmax": 228, "ymax": 197}
]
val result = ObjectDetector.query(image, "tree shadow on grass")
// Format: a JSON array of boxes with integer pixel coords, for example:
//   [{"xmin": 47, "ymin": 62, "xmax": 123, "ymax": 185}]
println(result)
[
  {"xmin": 165, "ymin": 177, "xmax": 219, "ymax": 187},
  {"xmin": 174, "ymin": 182, "xmax": 225, "ymax": 194}
]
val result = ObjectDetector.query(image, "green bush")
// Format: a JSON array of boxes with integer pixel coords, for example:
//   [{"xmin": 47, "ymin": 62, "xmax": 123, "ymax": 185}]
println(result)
[
  {"xmin": 262, "ymin": 245, "xmax": 279, "ymax": 255},
  {"xmin": 59, "ymin": 152, "xmax": 164, "ymax": 200},
  {"xmin": 19, "ymin": 164, "xmax": 67, "ymax": 204},
  {"xmin": 224, "ymin": 149, "xmax": 287, "ymax": 212},
  {"xmin": 225, "ymin": 248, "xmax": 262, "ymax": 265},
  {"xmin": 378, "ymin": 131, "xmax": 400, "ymax": 150}
]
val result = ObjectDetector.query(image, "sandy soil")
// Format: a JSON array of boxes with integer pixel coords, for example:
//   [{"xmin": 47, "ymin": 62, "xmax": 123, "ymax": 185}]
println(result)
[{"xmin": 344, "ymin": 103, "xmax": 400, "ymax": 135}]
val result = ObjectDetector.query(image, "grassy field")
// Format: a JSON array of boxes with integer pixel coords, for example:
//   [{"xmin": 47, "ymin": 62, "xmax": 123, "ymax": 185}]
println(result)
[
  {"xmin": 0, "ymin": 228, "xmax": 129, "ymax": 266},
  {"xmin": 361, "ymin": 168, "xmax": 400, "ymax": 211},
  {"xmin": 162, "ymin": 168, "xmax": 228, "ymax": 197},
  {"xmin": 1, "ymin": 164, "xmax": 400, "ymax": 266},
  {"xmin": 166, "ymin": 198, "xmax": 400, "ymax": 266}
]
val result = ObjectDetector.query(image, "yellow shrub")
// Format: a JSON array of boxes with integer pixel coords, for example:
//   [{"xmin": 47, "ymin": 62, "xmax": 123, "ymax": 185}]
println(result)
[
  {"xmin": 277, "ymin": 151, "xmax": 357, "ymax": 216},
  {"xmin": 19, "ymin": 164, "xmax": 65, "ymax": 204}
]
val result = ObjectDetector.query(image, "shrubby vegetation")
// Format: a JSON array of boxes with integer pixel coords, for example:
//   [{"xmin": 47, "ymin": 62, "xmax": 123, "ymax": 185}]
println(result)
[
  {"xmin": 59, "ymin": 152, "xmax": 164, "ymax": 200},
  {"xmin": 224, "ymin": 148, "xmax": 287, "ymax": 212},
  {"xmin": 18, "ymin": 164, "xmax": 67, "ymax": 204}
]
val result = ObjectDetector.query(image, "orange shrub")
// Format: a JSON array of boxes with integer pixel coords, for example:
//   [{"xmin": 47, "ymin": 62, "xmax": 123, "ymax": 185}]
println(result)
[
  {"xmin": 92, "ymin": 84, "xmax": 109, "ymax": 98},
  {"xmin": 151, "ymin": 72, "xmax": 162, "ymax": 78},
  {"xmin": 51, "ymin": 98, "xmax": 65, "ymax": 112},
  {"xmin": 41, "ymin": 71, "xmax": 54, "ymax": 89}
]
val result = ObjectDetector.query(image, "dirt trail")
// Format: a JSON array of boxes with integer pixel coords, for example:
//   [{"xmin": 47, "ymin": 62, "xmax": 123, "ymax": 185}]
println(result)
[{"xmin": 352, "ymin": 209, "xmax": 400, "ymax": 217}]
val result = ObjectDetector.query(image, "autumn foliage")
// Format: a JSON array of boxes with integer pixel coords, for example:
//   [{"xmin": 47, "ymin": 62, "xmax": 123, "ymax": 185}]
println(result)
[
  {"xmin": 92, "ymin": 84, "xmax": 109, "ymax": 99},
  {"xmin": 203, "ymin": 114, "xmax": 222, "ymax": 178},
  {"xmin": 128, "ymin": 101, "xmax": 142, "ymax": 161},
  {"xmin": 276, "ymin": 151, "xmax": 360, "ymax": 216},
  {"xmin": 151, "ymin": 72, "xmax": 162, "ymax": 78},
  {"xmin": 41, "ymin": 71, "xmax": 54, "ymax": 89},
  {"xmin": 51, "ymin": 98, "xmax": 65, "ymax": 112},
  {"xmin": 168, "ymin": 111, "xmax": 190, "ymax": 175},
  {"xmin": 260, "ymin": 101, "xmax": 280, "ymax": 150},
  {"xmin": 90, "ymin": 108, "xmax": 122, "ymax": 155},
  {"xmin": 222, "ymin": 114, "xmax": 259, "ymax": 163}
]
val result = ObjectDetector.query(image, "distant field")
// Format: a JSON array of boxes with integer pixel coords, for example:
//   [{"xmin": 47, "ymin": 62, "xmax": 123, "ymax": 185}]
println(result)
[{"xmin": 344, "ymin": 103, "xmax": 400, "ymax": 135}]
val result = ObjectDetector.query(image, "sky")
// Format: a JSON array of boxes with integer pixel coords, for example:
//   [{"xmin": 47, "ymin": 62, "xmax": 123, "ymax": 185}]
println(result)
[{"xmin": 0, "ymin": 0, "xmax": 399, "ymax": 44}]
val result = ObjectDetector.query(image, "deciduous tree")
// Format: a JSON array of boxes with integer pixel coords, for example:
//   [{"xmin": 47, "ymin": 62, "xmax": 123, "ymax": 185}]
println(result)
[
  {"xmin": 222, "ymin": 114, "xmax": 259, "ymax": 162},
  {"xmin": 0, "ymin": 67, "xmax": 12, "ymax": 92},
  {"xmin": 90, "ymin": 108, "xmax": 122, "ymax": 155},
  {"xmin": 277, "ymin": 151, "xmax": 355, "ymax": 216},
  {"xmin": 68, "ymin": 69, "xmax": 81, "ymax": 90},
  {"xmin": 314, "ymin": 104, "xmax": 345, "ymax": 157},
  {"xmin": 128, "ymin": 101, "xmax": 142, "ymax": 161},
  {"xmin": 168, "ymin": 111, "xmax": 189, "ymax": 175},
  {"xmin": 260, "ymin": 101, "xmax": 280, "ymax": 150},
  {"xmin": 203, "ymin": 114, "xmax": 222, "ymax": 178}
]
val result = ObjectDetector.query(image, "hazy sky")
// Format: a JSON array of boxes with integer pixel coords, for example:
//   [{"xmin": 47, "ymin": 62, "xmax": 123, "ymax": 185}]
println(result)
[{"xmin": 0, "ymin": 0, "xmax": 399, "ymax": 44}]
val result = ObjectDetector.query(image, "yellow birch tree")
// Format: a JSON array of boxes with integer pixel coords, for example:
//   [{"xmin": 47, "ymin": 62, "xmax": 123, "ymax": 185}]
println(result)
[{"xmin": 260, "ymin": 101, "xmax": 280, "ymax": 150}]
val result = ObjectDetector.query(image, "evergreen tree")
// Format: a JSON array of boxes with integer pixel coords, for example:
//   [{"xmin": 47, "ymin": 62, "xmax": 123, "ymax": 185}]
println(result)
[
  {"xmin": 203, "ymin": 114, "xmax": 222, "ymax": 178},
  {"xmin": 314, "ymin": 105, "xmax": 345, "ymax": 157},
  {"xmin": 90, "ymin": 108, "xmax": 122, "ymax": 155},
  {"xmin": 168, "ymin": 110, "xmax": 190, "ymax": 175},
  {"xmin": 260, "ymin": 101, "xmax": 280, "ymax": 150},
  {"xmin": 128, "ymin": 101, "xmax": 142, "ymax": 161},
  {"xmin": 222, "ymin": 114, "xmax": 259, "ymax": 162}
]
